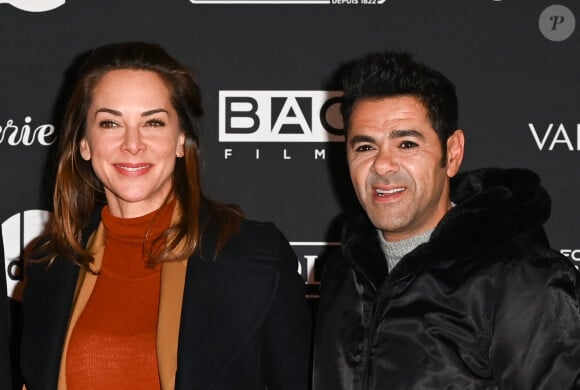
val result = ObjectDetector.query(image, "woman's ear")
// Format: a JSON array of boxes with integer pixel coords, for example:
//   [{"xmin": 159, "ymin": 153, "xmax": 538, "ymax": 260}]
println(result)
[
  {"xmin": 176, "ymin": 132, "xmax": 185, "ymax": 158},
  {"xmin": 79, "ymin": 138, "xmax": 91, "ymax": 161}
]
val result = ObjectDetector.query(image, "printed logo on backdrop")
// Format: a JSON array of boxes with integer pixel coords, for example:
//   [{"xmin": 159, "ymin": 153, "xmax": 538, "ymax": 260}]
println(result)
[
  {"xmin": 561, "ymin": 249, "xmax": 580, "ymax": 270},
  {"xmin": 220, "ymin": 90, "xmax": 344, "ymax": 160},
  {"xmin": 292, "ymin": 241, "xmax": 339, "ymax": 298},
  {"xmin": 220, "ymin": 90, "xmax": 343, "ymax": 142},
  {"xmin": 529, "ymin": 123, "xmax": 580, "ymax": 151},
  {"xmin": 190, "ymin": 0, "xmax": 385, "ymax": 5},
  {"xmin": 0, "ymin": 0, "xmax": 65, "ymax": 12},
  {"xmin": 539, "ymin": 5, "xmax": 576, "ymax": 42},
  {"xmin": 3, "ymin": 210, "xmax": 51, "ymax": 301},
  {"xmin": 0, "ymin": 116, "xmax": 56, "ymax": 146}
]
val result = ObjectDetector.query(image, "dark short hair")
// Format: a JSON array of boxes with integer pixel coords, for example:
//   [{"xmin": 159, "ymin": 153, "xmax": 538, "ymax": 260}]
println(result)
[{"xmin": 341, "ymin": 50, "xmax": 458, "ymax": 153}]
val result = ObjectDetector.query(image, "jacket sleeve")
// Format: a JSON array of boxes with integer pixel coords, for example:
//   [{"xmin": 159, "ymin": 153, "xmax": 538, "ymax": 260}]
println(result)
[
  {"xmin": 262, "ymin": 225, "xmax": 312, "ymax": 390},
  {"xmin": 489, "ymin": 253, "xmax": 580, "ymax": 389}
]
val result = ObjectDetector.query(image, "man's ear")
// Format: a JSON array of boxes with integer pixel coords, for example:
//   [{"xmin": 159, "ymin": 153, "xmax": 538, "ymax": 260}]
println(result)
[
  {"xmin": 79, "ymin": 138, "xmax": 91, "ymax": 161},
  {"xmin": 446, "ymin": 130, "xmax": 464, "ymax": 178}
]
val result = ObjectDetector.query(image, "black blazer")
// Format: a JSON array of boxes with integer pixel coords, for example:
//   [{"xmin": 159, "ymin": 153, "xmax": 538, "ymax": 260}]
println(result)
[
  {"xmin": 21, "ymin": 218, "xmax": 311, "ymax": 389},
  {"xmin": 0, "ymin": 236, "xmax": 14, "ymax": 390}
]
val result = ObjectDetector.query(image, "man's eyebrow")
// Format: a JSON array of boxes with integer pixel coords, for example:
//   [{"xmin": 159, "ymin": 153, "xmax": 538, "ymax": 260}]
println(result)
[
  {"xmin": 389, "ymin": 129, "xmax": 425, "ymax": 139},
  {"xmin": 348, "ymin": 135, "xmax": 375, "ymax": 148}
]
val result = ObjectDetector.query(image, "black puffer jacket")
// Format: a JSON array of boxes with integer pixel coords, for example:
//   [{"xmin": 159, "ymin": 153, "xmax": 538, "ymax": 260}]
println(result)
[{"xmin": 313, "ymin": 168, "xmax": 580, "ymax": 390}]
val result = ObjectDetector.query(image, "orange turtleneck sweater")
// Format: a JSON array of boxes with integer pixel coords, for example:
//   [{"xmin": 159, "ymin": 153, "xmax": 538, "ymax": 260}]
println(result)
[{"xmin": 66, "ymin": 200, "xmax": 175, "ymax": 389}]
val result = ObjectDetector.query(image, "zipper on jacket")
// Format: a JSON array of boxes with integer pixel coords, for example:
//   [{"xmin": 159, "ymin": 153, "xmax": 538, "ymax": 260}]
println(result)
[{"xmin": 360, "ymin": 298, "xmax": 379, "ymax": 389}]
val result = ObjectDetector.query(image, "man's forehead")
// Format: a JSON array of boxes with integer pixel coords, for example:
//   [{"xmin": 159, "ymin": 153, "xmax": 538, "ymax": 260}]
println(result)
[{"xmin": 347, "ymin": 97, "xmax": 432, "ymax": 135}]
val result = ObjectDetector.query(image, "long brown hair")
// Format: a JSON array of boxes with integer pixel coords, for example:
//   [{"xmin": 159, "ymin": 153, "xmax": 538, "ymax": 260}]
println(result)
[{"xmin": 45, "ymin": 41, "xmax": 241, "ymax": 269}]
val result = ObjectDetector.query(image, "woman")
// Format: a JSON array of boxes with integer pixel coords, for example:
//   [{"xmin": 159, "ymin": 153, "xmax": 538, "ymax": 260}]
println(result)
[{"xmin": 20, "ymin": 42, "xmax": 311, "ymax": 390}]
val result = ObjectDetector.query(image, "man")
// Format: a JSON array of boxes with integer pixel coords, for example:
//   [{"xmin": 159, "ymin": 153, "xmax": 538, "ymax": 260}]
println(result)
[{"xmin": 313, "ymin": 51, "xmax": 580, "ymax": 389}]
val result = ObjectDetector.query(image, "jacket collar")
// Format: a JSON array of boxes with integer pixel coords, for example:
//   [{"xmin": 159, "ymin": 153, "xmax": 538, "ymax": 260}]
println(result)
[{"xmin": 342, "ymin": 168, "xmax": 552, "ymax": 292}]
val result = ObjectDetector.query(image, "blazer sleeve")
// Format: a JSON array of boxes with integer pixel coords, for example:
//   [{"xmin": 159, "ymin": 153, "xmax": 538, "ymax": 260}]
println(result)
[
  {"xmin": 489, "ymin": 254, "xmax": 580, "ymax": 389},
  {"xmin": 261, "ymin": 225, "xmax": 312, "ymax": 390},
  {"xmin": 0, "ymin": 235, "xmax": 14, "ymax": 390}
]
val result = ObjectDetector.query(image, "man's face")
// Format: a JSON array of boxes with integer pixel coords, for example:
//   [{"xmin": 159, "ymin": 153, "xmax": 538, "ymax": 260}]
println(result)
[{"xmin": 346, "ymin": 96, "xmax": 463, "ymax": 242}]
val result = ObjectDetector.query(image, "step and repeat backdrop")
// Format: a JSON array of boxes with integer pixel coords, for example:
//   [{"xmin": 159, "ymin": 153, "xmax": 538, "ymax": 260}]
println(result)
[{"xmin": 0, "ymin": 0, "xmax": 578, "ymax": 359}]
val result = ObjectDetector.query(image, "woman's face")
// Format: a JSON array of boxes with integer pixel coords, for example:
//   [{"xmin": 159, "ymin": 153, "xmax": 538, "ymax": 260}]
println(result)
[{"xmin": 80, "ymin": 69, "xmax": 185, "ymax": 218}]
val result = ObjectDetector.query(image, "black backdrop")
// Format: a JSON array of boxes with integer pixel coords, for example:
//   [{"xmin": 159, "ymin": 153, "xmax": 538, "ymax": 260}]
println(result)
[{"xmin": 0, "ymin": 0, "xmax": 578, "ymax": 383}]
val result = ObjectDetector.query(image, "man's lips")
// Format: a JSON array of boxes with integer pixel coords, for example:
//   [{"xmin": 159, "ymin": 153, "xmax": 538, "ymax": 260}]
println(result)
[{"xmin": 375, "ymin": 186, "xmax": 406, "ymax": 197}]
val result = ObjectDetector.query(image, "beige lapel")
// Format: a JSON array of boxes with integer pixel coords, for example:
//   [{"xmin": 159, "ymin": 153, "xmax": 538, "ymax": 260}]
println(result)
[
  {"xmin": 157, "ymin": 257, "xmax": 188, "ymax": 389},
  {"xmin": 57, "ymin": 223, "xmax": 106, "ymax": 390},
  {"xmin": 157, "ymin": 205, "xmax": 189, "ymax": 390}
]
